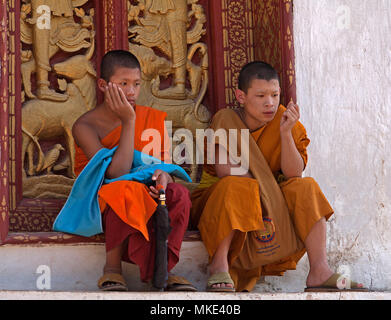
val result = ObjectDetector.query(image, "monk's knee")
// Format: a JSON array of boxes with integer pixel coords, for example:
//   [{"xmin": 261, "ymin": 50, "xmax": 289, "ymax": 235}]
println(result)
[
  {"xmin": 301, "ymin": 177, "xmax": 321, "ymax": 190},
  {"xmin": 285, "ymin": 176, "xmax": 320, "ymax": 189},
  {"xmin": 166, "ymin": 182, "xmax": 190, "ymax": 202},
  {"xmin": 208, "ymin": 176, "xmax": 259, "ymax": 204},
  {"xmin": 217, "ymin": 175, "xmax": 257, "ymax": 190},
  {"xmin": 302, "ymin": 177, "xmax": 316, "ymax": 184},
  {"xmin": 166, "ymin": 183, "xmax": 191, "ymax": 214}
]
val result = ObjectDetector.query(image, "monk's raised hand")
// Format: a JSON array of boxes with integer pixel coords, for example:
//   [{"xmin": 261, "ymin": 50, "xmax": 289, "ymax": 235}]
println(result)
[
  {"xmin": 280, "ymin": 100, "xmax": 300, "ymax": 134},
  {"xmin": 105, "ymin": 82, "xmax": 136, "ymax": 122}
]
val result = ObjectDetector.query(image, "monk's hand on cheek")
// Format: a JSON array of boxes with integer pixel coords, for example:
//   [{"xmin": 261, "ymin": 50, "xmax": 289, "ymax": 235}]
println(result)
[
  {"xmin": 149, "ymin": 169, "xmax": 173, "ymax": 199},
  {"xmin": 280, "ymin": 100, "xmax": 300, "ymax": 135},
  {"xmin": 106, "ymin": 82, "xmax": 136, "ymax": 123}
]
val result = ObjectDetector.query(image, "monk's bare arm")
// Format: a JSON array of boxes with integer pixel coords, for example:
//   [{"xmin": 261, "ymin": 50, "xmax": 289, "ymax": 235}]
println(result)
[
  {"xmin": 105, "ymin": 119, "xmax": 135, "ymax": 179},
  {"xmin": 214, "ymin": 144, "xmax": 253, "ymax": 179},
  {"xmin": 280, "ymin": 132, "xmax": 304, "ymax": 178},
  {"xmin": 73, "ymin": 121, "xmax": 104, "ymax": 160},
  {"xmin": 280, "ymin": 102, "xmax": 304, "ymax": 178}
]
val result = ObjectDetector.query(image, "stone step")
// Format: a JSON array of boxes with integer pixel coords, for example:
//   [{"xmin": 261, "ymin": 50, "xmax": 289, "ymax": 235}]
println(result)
[
  {"xmin": 0, "ymin": 232, "xmax": 351, "ymax": 293},
  {"xmin": 0, "ymin": 236, "xmax": 208, "ymax": 292},
  {"xmin": 0, "ymin": 290, "xmax": 389, "ymax": 300}
]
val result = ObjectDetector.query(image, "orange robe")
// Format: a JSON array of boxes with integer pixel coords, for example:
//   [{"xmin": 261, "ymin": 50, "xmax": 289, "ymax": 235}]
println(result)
[
  {"xmin": 74, "ymin": 105, "xmax": 170, "ymax": 240},
  {"xmin": 191, "ymin": 105, "xmax": 334, "ymax": 292},
  {"xmin": 74, "ymin": 105, "xmax": 191, "ymax": 282}
]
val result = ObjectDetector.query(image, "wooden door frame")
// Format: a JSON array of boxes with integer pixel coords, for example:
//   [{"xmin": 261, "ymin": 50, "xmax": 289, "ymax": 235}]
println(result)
[{"xmin": 0, "ymin": 0, "xmax": 297, "ymax": 245}]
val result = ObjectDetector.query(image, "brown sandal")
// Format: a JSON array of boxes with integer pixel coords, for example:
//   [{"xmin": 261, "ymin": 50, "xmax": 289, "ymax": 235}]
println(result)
[
  {"xmin": 166, "ymin": 275, "xmax": 197, "ymax": 292},
  {"xmin": 98, "ymin": 273, "xmax": 128, "ymax": 292},
  {"xmin": 206, "ymin": 272, "xmax": 235, "ymax": 292},
  {"xmin": 305, "ymin": 273, "xmax": 369, "ymax": 292}
]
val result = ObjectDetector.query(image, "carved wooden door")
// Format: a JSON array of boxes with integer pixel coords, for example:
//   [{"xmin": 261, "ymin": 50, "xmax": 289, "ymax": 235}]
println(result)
[{"xmin": 0, "ymin": 0, "xmax": 296, "ymax": 244}]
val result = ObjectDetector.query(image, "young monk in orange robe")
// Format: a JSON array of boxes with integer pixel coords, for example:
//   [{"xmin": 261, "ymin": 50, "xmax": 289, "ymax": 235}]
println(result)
[
  {"xmin": 191, "ymin": 61, "xmax": 367, "ymax": 292},
  {"xmin": 72, "ymin": 50, "xmax": 195, "ymax": 292}
]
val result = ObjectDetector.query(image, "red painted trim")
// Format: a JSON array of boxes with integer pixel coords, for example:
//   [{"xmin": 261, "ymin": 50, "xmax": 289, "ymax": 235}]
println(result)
[
  {"xmin": 1, "ymin": 230, "xmax": 200, "ymax": 246},
  {"xmin": 207, "ymin": 0, "xmax": 226, "ymax": 113},
  {"xmin": 94, "ymin": 0, "xmax": 104, "ymax": 104},
  {"xmin": 3, "ymin": 232, "xmax": 104, "ymax": 245},
  {"xmin": 120, "ymin": 0, "xmax": 130, "ymax": 51},
  {"xmin": 0, "ymin": 0, "xmax": 10, "ymax": 243},
  {"xmin": 14, "ymin": 0, "xmax": 22, "ymax": 205},
  {"xmin": 279, "ymin": 0, "xmax": 297, "ymax": 104},
  {"xmin": 101, "ymin": 0, "xmax": 128, "ymax": 52},
  {"xmin": 96, "ymin": 0, "xmax": 128, "ymax": 104}
]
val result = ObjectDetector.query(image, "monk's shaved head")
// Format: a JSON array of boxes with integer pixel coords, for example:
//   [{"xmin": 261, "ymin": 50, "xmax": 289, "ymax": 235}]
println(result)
[
  {"xmin": 100, "ymin": 50, "xmax": 141, "ymax": 82},
  {"xmin": 238, "ymin": 61, "xmax": 280, "ymax": 93}
]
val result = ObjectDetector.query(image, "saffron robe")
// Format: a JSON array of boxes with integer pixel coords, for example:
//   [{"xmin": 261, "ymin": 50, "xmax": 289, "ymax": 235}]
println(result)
[
  {"xmin": 191, "ymin": 105, "xmax": 334, "ymax": 292},
  {"xmin": 74, "ymin": 105, "xmax": 191, "ymax": 282}
]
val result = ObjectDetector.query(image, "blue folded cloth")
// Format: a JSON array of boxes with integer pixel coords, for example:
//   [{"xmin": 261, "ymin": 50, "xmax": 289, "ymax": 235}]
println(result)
[{"xmin": 53, "ymin": 148, "xmax": 192, "ymax": 237}]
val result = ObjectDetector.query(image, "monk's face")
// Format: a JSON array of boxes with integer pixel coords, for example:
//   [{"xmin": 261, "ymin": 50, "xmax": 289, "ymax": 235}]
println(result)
[
  {"xmin": 235, "ymin": 78, "xmax": 281, "ymax": 130},
  {"xmin": 99, "ymin": 67, "xmax": 142, "ymax": 107}
]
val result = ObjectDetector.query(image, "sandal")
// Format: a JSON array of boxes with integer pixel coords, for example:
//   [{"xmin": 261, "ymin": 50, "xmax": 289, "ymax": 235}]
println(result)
[
  {"xmin": 166, "ymin": 275, "xmax": 198, "ymax": 292},
  {"xmin": 97, "ymin": 273, "xmax": 128, "ymax": 292},
  {"xmin": 305, "ymin": 273, "xmax": 369, "ymax": 292},
  {"xmin": 206, "ymin": 272, "xmax": 235, "ymax": 292}
]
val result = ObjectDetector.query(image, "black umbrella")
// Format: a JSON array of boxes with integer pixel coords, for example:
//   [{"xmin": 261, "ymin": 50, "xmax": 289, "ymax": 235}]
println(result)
[{"xmin": 152, "ymin": 185, "xmax": 172, "ymax": 291}]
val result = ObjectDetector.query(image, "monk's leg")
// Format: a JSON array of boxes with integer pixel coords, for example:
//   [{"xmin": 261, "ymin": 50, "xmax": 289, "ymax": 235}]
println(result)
[
  {"xmin": 165, "ymin": 183, "xmax": 191, "ymax": 271},
  {"xmin": 208, "ymin": 230, "xmax": 236, "ymax": 289},
  {"xmin": 281, "ymin": 177, "xmax": 364, "ymax": 288},
  {"xmin": 195, "ymin": 176, "xmax": 263, "ymax": 290},
  {"xmin": 102, "ymin": 205, "xmax": 130, "ymax": 276},
  {"xmin": 100, "ymin": 183, "xmax": 191, "ymax": 284},
  {"xmin": 98, "ymin": 206, "xmax": 131, "ymax": 290},
  {"xmin": 304, "ymin": 217, "xmax": 333, "ymax": 287},
  {"xmin": 104, "ymin": 242, "xmax": 125, "ymax": 275}
]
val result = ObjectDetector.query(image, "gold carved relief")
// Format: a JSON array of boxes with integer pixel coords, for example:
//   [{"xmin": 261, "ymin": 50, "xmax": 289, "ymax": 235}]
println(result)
[
  {"xmin": 128, "ymin": 0, "xmax": 210, "ymax": 181},
  {"xmin": 20, "ymin": 0, "xmax": 96, "ymax": 198}
]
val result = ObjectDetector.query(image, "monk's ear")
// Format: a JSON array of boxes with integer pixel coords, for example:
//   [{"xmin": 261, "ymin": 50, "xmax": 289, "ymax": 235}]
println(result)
[
  {"xmin": 235, "ymin": 89, "xmax": 246, "ymax": 104},
  {"xmin": 97, "ymin": 78, "xmax": 107, "ymax": 93}
]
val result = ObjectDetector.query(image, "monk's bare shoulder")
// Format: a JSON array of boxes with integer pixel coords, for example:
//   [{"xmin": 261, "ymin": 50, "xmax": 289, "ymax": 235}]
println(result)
[
  {"xmin": 72, "ymin": 108, "xmax": 106, "ymax": 152},
  {"xmin": 73, "ymin": 109, "xmax": 96, "ymax": 137}
]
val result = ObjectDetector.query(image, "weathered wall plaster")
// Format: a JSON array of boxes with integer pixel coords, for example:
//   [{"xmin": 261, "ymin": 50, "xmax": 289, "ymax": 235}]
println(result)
[{"xmin": 292, "ymin": 0, "xmax": 391, "ymax": 290}]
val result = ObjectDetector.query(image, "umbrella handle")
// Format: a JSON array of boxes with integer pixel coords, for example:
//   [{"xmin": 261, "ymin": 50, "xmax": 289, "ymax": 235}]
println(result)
[
  {"xmin": 156, "ymin": 184, "xmax": 165, "ymax": 204},
  {"xmin": 153, "ymin": 183, "xmax": 170, "ymax": 290}
]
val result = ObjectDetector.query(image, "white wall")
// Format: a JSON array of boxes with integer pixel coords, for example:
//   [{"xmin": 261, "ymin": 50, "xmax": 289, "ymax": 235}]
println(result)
[{"xmin": 293, "ymin": 0, "xmax": 391, "ymax": 290}]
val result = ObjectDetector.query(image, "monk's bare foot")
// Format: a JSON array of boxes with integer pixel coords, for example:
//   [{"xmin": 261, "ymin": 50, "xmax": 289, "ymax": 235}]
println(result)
[
  {"xmin": 101, "ymin": 266, "xmax": 123, "ymax": 287},
  {"xmin": 208, "ymin": 257, "xmax": 233, "ymax": 290},
  {"xmin": 306, "ymin": 263, "xmax": 364, "ymax": 289},
  {"xmin": 306, "ymin": 264, "xmax": 333, "ymax": 288},
  {"xmin": 103, "ymin": 266, "xmax": 122, "ymax": 274}
]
